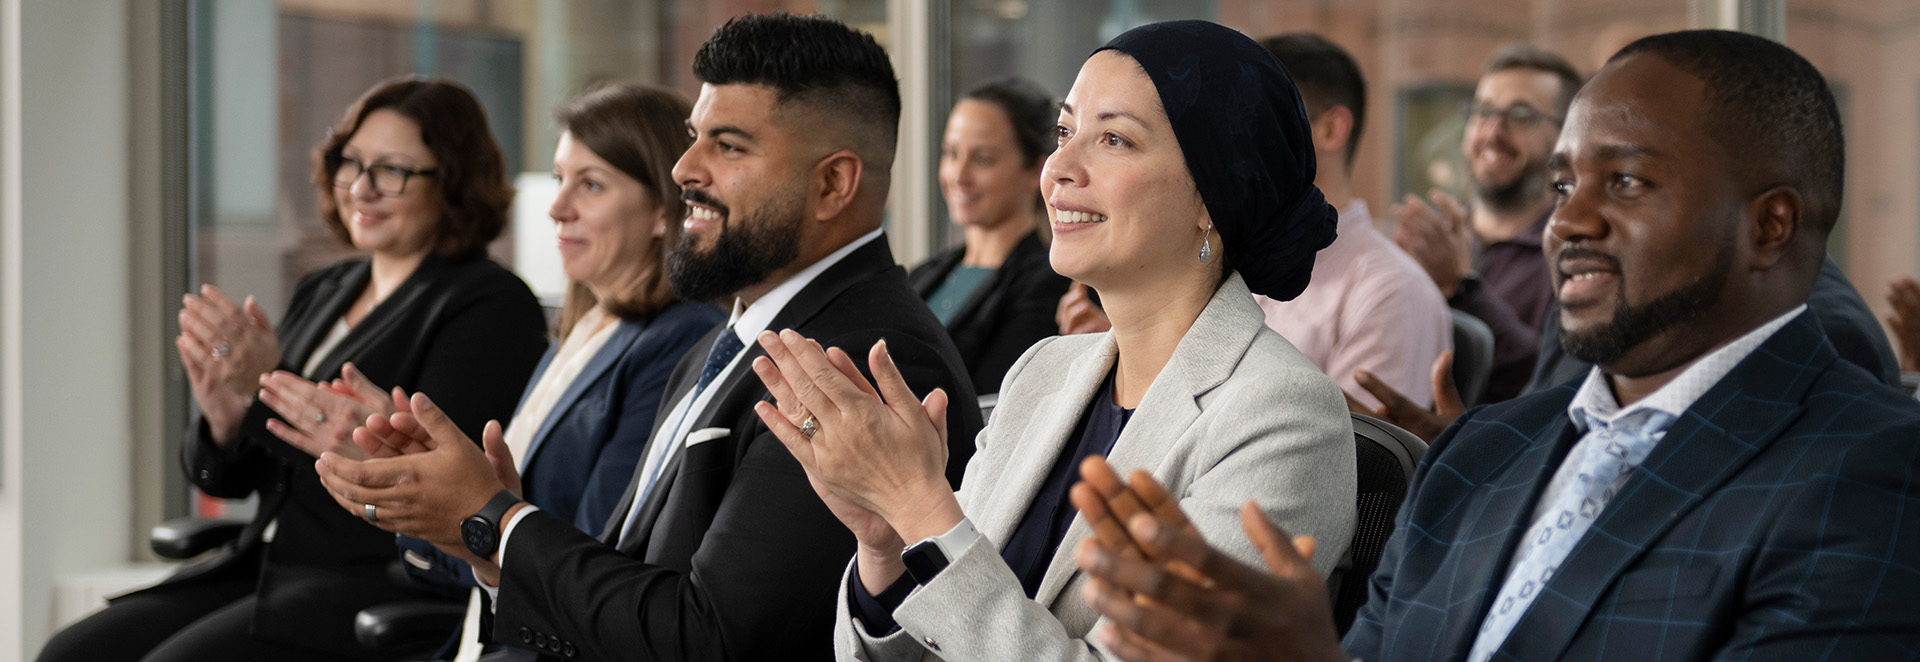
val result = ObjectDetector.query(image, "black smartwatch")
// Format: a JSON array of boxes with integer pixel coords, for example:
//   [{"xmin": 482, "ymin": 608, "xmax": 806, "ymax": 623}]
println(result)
[
  {"xmin": 461, "ymin": 490, "xmax": 523, "ymax": 559},
  {"xmin": 900, "ymin": 518, "xmax": 979, "ymax": 586}
]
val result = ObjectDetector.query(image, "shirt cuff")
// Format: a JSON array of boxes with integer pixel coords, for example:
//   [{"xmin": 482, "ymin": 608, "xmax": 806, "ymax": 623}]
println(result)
[
  {"xmin": 475, "ymin": 504, "xmax": 541, "ymax": 609},
  {"xmin": 847, "ymin": 559, "xmax": 915, "ymax": 636}
]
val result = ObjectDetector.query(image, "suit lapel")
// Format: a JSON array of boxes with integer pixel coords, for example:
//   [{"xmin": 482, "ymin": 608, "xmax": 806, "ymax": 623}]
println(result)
[
  {"xmin": 1497, "ymin": 313, "xmax": 1833, "ymax": 660},
  {"xmin": 280, "ymin": 261, "xmax": 368, "ymax": 375},
  {"xmin": 307, "ymin": 254, "xmax": 448, "ymax": 380},
  {"xmin": 521, "ymin": 320, "xmax": 642, "ymax": 469},
  {"xmin": 1028, "ymin": 276, "xmax": 1263, "ymax": 607},
  {"xmin": 597, "ymin": 327, "xmax": 713, "ymax": 544},
  {"xmin": 968, "ymin": 336, "xmax": 1117, "ymax": 554}
]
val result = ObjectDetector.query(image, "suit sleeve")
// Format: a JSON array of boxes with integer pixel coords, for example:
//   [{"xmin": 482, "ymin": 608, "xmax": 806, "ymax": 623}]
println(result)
[
  {"xmin": 841, "ymin": 350, "xmax": 1357, "ymax": 662},
  {"xmin": 492, "ymin": 328, "xmax": 969, "ymax": 662},
  {"xmin": 1713, "ymin": 433, "xmax": 1920, "ymax": 659}
]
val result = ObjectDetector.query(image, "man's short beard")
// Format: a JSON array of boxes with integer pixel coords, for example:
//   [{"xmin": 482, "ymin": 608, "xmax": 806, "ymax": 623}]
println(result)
[
  {"xmin": 1559, "ymin": 240, "xmax": 1735, "ymax": 368},
  {"xmin": 1472, "ymin": 156, "xmax": 1550, "ymax": 214},
  {"xmin": 666, "ymin": 188, "xmax": 805, "ymax": 302}
]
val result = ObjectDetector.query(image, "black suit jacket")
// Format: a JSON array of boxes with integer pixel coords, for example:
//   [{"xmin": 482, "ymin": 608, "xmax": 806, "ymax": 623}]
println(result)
[
  {"xmin": 154, "ymin": 253, "xmax": 547, "ymax": 657},
  {"xmin": 1345, "ymin": 311, "xmax": 1920, "ymax": 661},
  {"xmin": 907, "ymin": 231, "xmax": 1069, "ymax": 395},
  {"xmin": 1526, "ymin": 256, "xmax": 1900, "ymax": 393},
  {"xmin": 492, "ymin": 235, "xmax": 982, "ymax": 662}
]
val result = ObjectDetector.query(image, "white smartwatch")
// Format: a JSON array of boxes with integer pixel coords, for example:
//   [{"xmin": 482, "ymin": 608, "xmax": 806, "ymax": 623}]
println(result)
[{"xmin": 900, "ymin": 517, "xmax": 980, "ymax": 586}]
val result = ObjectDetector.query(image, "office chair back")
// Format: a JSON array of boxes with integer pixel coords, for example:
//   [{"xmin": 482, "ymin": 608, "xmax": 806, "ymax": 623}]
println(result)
[
  {"xmin": 1450, "ymin": 309, "xmax": 1495, "ymax": 408},
  {"xmin": 1333, "ymin": 413, "xmax": 1428, "ymax": 636}
]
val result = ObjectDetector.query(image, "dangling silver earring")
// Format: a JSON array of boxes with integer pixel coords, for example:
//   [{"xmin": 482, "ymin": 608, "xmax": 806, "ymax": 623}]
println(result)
[{"xmin": 1198, "ymin": 225, "xmax": 1214, "ymax": 264}]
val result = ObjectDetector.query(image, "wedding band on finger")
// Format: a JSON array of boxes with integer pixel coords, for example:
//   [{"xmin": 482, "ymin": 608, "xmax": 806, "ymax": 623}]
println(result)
[
  {"xmin": 800, "ymin": 416, "xmax": 819, "ymax": 439},
  {"xmin": 211, "ymin": 342, "xmax": 231, "ymax": 359},
  {"xmin": 363, "ymin": 503, "xmax": 379, "ymax": 523}
]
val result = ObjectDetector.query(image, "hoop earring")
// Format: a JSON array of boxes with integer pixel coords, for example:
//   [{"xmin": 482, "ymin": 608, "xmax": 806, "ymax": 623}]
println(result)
[{"xmin": 1198, "ymin": 225, "xmax": 1214, "ymax": 264}]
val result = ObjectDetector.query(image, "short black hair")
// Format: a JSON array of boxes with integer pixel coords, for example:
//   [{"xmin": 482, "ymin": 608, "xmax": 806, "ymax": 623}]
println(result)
[
  {"xmin": 1611, "ymin": 30, "xmax": 1845, "ymax": 234},
  {"xmin": 1484, "ymin": 43, "xmax": 1584, "ymax": 117},
  {"xmin": 692, "ymin": 13, "xmax": 901, "ymax": 170},
  {"xmin": 961, "ymin": 77, "xmax": 1056, "ymax": 166},
  {"xmin": 1259, "ymin": 33, "xmax": 1366, "ymax": 171}
]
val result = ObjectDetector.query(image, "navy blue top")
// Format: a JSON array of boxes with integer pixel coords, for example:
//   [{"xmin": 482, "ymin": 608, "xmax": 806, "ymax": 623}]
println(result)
[{"xmin": 852, "ymin": 370, "xmax": 1130, "ymax": 633}]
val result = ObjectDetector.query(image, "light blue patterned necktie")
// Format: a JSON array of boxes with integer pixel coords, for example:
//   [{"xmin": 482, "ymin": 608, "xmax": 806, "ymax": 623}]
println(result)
[{"xmin": 1466, "ymin": 409, "xmax": 1675, "ymax": 662}]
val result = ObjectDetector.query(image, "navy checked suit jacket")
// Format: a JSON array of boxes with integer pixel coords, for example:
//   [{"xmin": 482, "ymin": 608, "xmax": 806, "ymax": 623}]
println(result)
[{"xmin": 1344, "ymin": 311, "xmax": 1920, "ymax": 661}]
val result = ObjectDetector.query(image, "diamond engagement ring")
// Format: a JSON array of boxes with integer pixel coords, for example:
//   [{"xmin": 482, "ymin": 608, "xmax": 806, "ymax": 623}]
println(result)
[
  {"xmin": 313, "ymin": 412, "xmax": 326, "ymax": 424},
  {"xmin": 800, "ymin": 416, "xmax": 819, "ymax": 439},
  {"xmin": 212, "ymin": 342, "xmax": 231, "ymax": 359}
]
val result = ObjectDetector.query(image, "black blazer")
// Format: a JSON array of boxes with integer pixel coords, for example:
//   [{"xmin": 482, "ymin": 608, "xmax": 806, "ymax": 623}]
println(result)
[
  {"xmin": 154, "ymin": 253, "xmax": 547, "ymax": 658},
  {"xmin": 1525, "ymin": 256, "xmax": 1900, "ymax": 394},
  {"xmin": 908, "ymin": 231, "xmax": 1069, "ymax": 395},
  {"xmin": 1345, "ymin": 311, "xmax": 1920, "ymax": 660},
  {"xmin": 491, "ymin": 235, "xmax": 982, "ymax": 662}
]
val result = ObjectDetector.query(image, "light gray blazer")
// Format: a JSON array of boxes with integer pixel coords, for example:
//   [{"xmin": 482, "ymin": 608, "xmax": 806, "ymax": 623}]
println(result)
[{"xmin": 835, "ymin": 273, "xmax": 1358, "ymax": 661}]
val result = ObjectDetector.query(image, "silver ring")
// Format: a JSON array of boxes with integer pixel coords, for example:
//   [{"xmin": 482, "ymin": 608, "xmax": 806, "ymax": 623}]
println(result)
[
  {"xmin": 313, "ymin": 411, "xmax": 326, "ymax": 424},
  {"xmin": 799, "ymin": 416, "xmax": 819, "ymax": 439},
  {"xmin": 363, "ymin": 503, "xmax": 378, "ymax": 523},
  {"xmin": 211, "ymin": 342, "xmax": 231, "ymax": 359}
]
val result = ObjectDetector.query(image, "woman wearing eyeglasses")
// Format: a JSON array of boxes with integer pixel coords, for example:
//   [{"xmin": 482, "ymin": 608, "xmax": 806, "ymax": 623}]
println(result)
[{"xmin": 37, "ymin": 76, "xmax": 548, "ymax": 662}]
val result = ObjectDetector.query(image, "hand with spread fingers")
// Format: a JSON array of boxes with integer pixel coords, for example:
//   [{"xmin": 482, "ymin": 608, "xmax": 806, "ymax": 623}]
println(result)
[
  {"xmin": 1075, "ymin": 496, "xmax": 1349, "ymax": 662},
  {"xmin": 260, "ymin": 362, "xmax": 409, "ymax": 460},
  {"xmin": 1886, "ymin": 277, "xmax": 1920, "ymax": 373},
  {"xmin": 314, "ymin": 392, "xmax": 522, "ymax": 572},
  {"xmin": 1057, "ymin": 281, "xmax": 1113, "ymax": 335},
  {"xmin": 1389, "ymin": 190, "xmax": 1476, "ymax": 298},
  {"xmin": 748, "ymin": 329, "xmax": 965, "ymax": 569},
  {"xmin": 1347, "ymin": 351, "xmax": 1464, "ymax": 442},
  {"xmin": 176, "ymin": 284, "xmax": 282, "ymax": 445}
]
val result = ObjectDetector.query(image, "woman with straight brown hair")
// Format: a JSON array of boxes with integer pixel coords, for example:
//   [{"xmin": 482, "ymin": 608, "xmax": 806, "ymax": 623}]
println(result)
[{"xmin": 38, "ymin": 75, "xmax": 549, "ymax": 662}]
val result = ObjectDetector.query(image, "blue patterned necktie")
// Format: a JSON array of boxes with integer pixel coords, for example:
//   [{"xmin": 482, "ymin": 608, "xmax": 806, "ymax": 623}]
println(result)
[
  {"xmin": 1466, "ymin": 409, "xmax": 1675, "ymax": 662},
  {"xmin": 615, "ymin": 328, "xmax": 745, "ymax": 545},
  {"xmin": 694, "ymin": 329, "xmax": 746, "ymax": 395}
]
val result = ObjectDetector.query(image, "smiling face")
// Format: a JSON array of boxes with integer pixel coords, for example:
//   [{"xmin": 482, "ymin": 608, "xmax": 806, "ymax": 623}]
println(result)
[
  {"xmin": 1464, "ymin": 68, "xmax": 1565, "ymax": 212},
  {"xmin": 1043, "ymin": 51, "xmax": 1212, "ymax": 296},
  {"xmin": 333, "ymin": 109, "xmax": 442, "ymax": 256},
  {"xmin": 1546, "ymin": 53, "xmax": 1758, "ymax": 377},
  {"xmin": 550, "ymin": 130, "xmax": 666, "ymax": 299},
  {"xmin": 940, "ymin": 99, "xmax": 1041, "ymax": 230},
  {"xmin": 667, "ymin": 83, "xmax": 808, "ymax": 301}
]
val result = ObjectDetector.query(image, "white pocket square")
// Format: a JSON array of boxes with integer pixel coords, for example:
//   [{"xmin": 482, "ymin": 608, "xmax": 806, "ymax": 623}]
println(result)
[{"xmin": 685, "ymin": 427, "xmax": 730, "ymax": 447}]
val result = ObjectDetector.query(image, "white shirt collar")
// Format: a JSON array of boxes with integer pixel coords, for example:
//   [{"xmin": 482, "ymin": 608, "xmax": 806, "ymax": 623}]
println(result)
[
  {"xmin": 1568, "ymin": 304, "xmax": 1807, "ymax": 431},
  {"xmin": 725, "ymin": 227, "xmax": 884, "ymax": 343}
]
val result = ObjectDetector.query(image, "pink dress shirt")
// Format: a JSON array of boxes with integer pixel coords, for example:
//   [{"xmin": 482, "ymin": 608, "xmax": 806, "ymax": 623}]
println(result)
[{"xmin": 1257, "ymin": 201, "xmax": 1453, "ymax": 410}]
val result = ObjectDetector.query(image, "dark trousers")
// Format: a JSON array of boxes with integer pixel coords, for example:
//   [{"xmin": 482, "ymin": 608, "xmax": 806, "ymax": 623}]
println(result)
[{"xmin": 36, "ymin": 570, "xmax": 383, "ymax": 662}]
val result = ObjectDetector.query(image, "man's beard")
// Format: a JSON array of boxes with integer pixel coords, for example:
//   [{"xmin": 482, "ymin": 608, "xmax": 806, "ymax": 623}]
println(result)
[
  {"xmin": 1559, "ymin": 240, "xmax": 1735, "ymax": 367},
  {"xmin": 1471, "ymin": 153, "xmax": 1550, "ymax": 214},
  {"xmin": 667, "ymin": 187, "xmax": 805, "ymax": 302}
]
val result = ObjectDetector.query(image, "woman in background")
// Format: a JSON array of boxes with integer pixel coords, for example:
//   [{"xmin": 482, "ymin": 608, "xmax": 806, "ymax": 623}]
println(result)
[
  {"xmin": 909, "ymin": 78, "xmax": 1071, "ymax": 396},
  {"xmin": 38, "ymin": 76, "xmax": 548, "ymax": 662}
]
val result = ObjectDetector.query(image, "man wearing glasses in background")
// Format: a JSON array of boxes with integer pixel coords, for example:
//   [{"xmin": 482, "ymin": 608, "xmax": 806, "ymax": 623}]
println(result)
[{"xmin": 1366, "ymin": 45, "xmax": 1582, "ymax": 429}]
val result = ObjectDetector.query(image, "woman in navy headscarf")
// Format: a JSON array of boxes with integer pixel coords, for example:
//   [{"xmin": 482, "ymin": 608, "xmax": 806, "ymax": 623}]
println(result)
[{"xmin": 751, "ymin": 20, "xmax": 1358, "ymax": 661}]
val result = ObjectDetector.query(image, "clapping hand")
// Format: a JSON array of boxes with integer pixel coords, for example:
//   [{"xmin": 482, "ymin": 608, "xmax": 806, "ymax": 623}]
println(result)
[
  {"xmin": 177, "ymin": 284, "xmax": 281, "ymax": 445},
  {"xmin": 314, "ymin": 392, "xmax": 520, "ymax": 567},
  {"xmin": 1390, "ymin": 190, "xmax": 1475, "ymax": 298},
  {"xmin": 1886, "ymin": 277, "xmax": 1920, "ymax": 373},
  {"xmin": 1344, "ymin": 351, "xmax": 1464, "ymax": 442},
  {"xmin": 1057, "ymin": 282, "xmax": 1113, "ymax": 335},
  {"xmin": 1075, "ymin": 489, "xmax": 1348, "ymax": 662},
  {"xmin": 260, "ymin": 362, "xmax": 408, "ymax": 460}
]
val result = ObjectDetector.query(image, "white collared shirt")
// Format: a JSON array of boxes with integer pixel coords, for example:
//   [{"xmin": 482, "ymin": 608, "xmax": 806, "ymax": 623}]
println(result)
[
  {"xmin": 480, "ymin": 228, "xmax": 886, "ymax": 596},
  {"xmin": 1524, "ymin": 303, "xmax": 1808, "ymax": 531}
]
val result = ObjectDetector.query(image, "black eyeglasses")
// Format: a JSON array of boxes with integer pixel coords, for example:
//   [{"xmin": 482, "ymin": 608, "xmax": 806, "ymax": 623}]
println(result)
[
  {"xmin": 1460, "ymin": 101, "xmax": 1562, "ymax": 129},
  {"xmin": 332, "ymin": 156, "xmax": 436, "ymax": 196}
]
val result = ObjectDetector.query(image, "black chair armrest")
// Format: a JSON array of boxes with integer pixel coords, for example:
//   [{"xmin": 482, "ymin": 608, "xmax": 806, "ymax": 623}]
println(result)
[
  {"xmin": 149, "ymin": 517, "xmax": 246, "ymax": 560},
  {"xmin": 355, "ymin": 599, "xmax": 468, "ymax": 653}
]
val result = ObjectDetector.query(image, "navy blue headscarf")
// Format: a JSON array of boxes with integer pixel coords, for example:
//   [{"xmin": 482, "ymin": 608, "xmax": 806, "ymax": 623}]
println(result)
[{"xmin": 1097, "ymin": 20, "xmax": 1337, "ymax": 301}]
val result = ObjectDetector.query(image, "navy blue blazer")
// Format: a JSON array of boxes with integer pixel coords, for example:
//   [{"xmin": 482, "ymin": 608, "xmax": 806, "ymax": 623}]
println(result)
[
  {"xmin": 1345, "ymin": 311, "xmax": 1920, "ymax": 661},
  {"xmin": 400, "ymin": 300, "xmax": 722, "ymax": 589}
]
